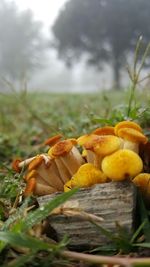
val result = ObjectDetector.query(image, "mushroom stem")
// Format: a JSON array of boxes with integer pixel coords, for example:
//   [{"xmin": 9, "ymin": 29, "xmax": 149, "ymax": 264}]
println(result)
[
  {"xmin": 32, "ymin": 160, "xmax": 64, "ymax": 191},
  {"xmin": 60, "ymin": 147, "xmax": 84, "ymax": 176},
  {"xmin": 55, "ymin": 158, "xmax": 71, "ymax": 184},
  {"xmin": 123, "ymin": 140, "xmax": 139, "ymax": 153},
  {"xmin": 35, "ymin": 183, "xmax": 57, "ymax": 196},
  {"xmin": 18, "ymin": 156, "xmax": 37, "ymax": 169},
  {"xmin": 85, "ymin": 150, "xmax": 102, "ymax": 169},
  {"xmin": 18, "ymin": 154, "xmax": 51, "ymax": 169}
]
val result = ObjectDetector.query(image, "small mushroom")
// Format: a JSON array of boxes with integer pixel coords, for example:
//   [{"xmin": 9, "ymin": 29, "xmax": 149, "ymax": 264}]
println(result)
[
  {"xmin": 27, "ymin": 155, "xmax": 64, "ymax": 191},
  {"xmin": 117, "ymin": 128, "xmax": 148, "ymax": 153},
  {"xmin": 101, "ymin": 149, "xmax": 143, "ymax": 181},
  {"xmin": 48, "ymin": 139, "xmax": 84, "ymax": 181},
  {"xmin": 24, "ymin": 176, "xmax": 57, "ymax": 197},
  {"xmin": 44, "ymin": 134, "xmax": 63, "ymax": 146},
  {"xmin": 114, "ymin": 121, "xmax": 143, "ymax": 135},
  {"xmin": 68, "ymin": 163, "xmax": 107, "ymax": 189},
  {"xmin": 77, "ymin": 134, "xmax": 104, "ymax": 165},
  {"xmin": 80, "ymin": 135, "xmax": 123, "ymax": 168},
  {"xmin": 133, "ymin": 173, "xmax": 150, "ymax": 198},
  {"xmin": 12, "ymin": 156, "xmax": 37, "ymax": 172},
  {"xmin": 133, "ymin": 173, "xmax": 150, "ymax": 206},
  {"xmin": 25, "ymin": 169, "xmax": 49, "ymax": 186},
  {"xmin": 92, "ymin": 126, "xmax": 115, "ymax": 136}
]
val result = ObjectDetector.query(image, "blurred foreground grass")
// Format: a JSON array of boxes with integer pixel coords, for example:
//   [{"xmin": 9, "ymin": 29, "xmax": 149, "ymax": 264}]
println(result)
[{"xmin": 0, "ymin": 88, "xmax": 150, "ymax": 163}]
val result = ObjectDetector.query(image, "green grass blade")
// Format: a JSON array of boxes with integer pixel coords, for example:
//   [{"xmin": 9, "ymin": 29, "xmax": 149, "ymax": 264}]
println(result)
[
  {"xmin": 20, "ymin": 188, "xmax": 78, "ymax": 232},
  {"xmin": 1, "ymin": 253, "xmax": 34, "ymax": 267},
  {"xmin": 130, "ymin": 220, "xmax": 147, "ymax": 244},
  {"xmin": 133, "ymin": 242, "xmax": 150, "ymax": 248},
  {"xmin": 0, "ymin": 231, "xmax": 52, "ymax": 250},
  {"xmin": 137, "ymin": 191, "xmax": 150, "ymax": 242}
]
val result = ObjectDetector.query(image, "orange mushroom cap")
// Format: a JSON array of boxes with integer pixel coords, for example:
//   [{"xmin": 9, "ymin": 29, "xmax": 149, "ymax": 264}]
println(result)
[
  {"xmin": 44, "ymin": 134, "xmax": 63, "ymax": 146},
  {"xmin": 114, "ymin": 121, "xmax": 142, "ymax": 135},
  {"xmin": 48, "ymin": 139, "xmax": 77, "ymax": 158},
  {"xmin": 77, "ymin": 134, "xmax": 100, "ymax": 147},
  {"xmin": 84, "ymin": 135, "xmax": 121, "ymax": 156},
  {"xmin": 12, "ymin": 159, "xmax": 22, "ymax": 173},
  {"xmin": 133, "ymin": 173, "xmax": 150, "ymax": 193},
  {"xmin": 117, "ymin": 128, "xmax": 148, "ymax": 144},
  {"xmin": 92, "ymin": 126, "xmax": 115, "ymax": 136}
]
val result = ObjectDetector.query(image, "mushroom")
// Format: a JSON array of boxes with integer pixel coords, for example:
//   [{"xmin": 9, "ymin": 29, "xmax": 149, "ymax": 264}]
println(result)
[
  {"xmin": 114, "ymin": 121, "xmax": 148, "ymax": 153},
  {"xmin": 92, "ymin": 126, "xmax": 115, "ymax": 136},
  {"xmin": 117, "ymin": 128, "xmax": 148, "ymax": 153},
  {"xmin": 48, "ymin": 139, "xmax": 84, "ymax": 182},
  {"xmin": 133, "ymin": 173, "xmax": 150, "ymax": 206},
  {"xmin": 101, "ymin": 149, "xmax": 143, "ymax": 181},
  {"xmin": 77, "ymin": 134, "xmax": 104, "ymax": 165},
  {"xmin": 27, "ymin": 155, "xmax": 64, "ymax": 191},
  {"xmin": 132, "ymin": 173, "xmax": 150, "ymax": 199},
  {"xmin": 12, "ymin": 156, "xmax": 37, "ymax": 172},
  {"xmin": 44, "ymin": 134, "xmax": 63, "ymax": 146},
  {"xmin": 114, "ymin": 121, "xmax": 143, "ymax": 135},
  {"xmin": 67, "ymin": 163, "xmax": 107, "ymax": 189},
  {"xmin": 24, "ymin": 177, "xmax": 57, "ymax": 197},
  {"xmin": 79, "ymin": 134, "xmax": 123, "ymax": 168}
]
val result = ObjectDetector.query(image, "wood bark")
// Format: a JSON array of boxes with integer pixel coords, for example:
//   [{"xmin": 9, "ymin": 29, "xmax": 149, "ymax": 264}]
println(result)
[{"xmin": 38, "ymin": 182, "xmax": 136, "ymax": 249}]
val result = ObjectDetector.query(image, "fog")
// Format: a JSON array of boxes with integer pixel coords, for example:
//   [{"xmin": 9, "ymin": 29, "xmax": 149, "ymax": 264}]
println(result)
[
  {"xmin": 29, "ymin": 50, "xmax": 114, "ymax": 92},
  {"xmin": 1, "ymin": 0, "xmax": 150, "ymax": 92}
]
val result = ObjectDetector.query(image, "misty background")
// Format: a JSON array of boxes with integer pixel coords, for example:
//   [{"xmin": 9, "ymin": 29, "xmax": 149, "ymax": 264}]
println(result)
[{"xmin": 0, "ymin": 0, "xmax": 150, "ymax": 92}]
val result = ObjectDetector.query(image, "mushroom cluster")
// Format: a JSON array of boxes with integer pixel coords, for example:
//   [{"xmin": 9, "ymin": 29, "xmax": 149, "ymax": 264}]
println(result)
[{"xmin": 12, "ymin": 121, "xmax": 150, "ymax": 201}]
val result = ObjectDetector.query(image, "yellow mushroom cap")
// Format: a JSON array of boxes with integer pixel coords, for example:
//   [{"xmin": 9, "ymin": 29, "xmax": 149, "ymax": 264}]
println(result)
[
  {"xmin": 48, "ymin": 139, "xmax": 77, "ymax": 158},
  {"xmin": 92, "ymin": 135, "xmax": 122, "ymax": 156},
  {"xmin": 133, "ymin": 173, "xmax": 150, "ymax": 193},
  {"xmin": 77, "ymin": 134, "xmax": 100, "ymax": 147},
  {"xmin": 101, "ymin": 149, "xmax": 143, "ymax": 181},
  {"xmin": 114, "ymin": 121, "xmax": 142, "ymax": 135},
  {"xmin": 117, "ymin": 128, "xmax": 148, "ymax": 144},
  {"xmin": 92, "ymin": 126, "xmax": 115, "ymax": 136},
  {"xmin": 71, "ymin": 163, "xmax": 107, "ymax": 188}
]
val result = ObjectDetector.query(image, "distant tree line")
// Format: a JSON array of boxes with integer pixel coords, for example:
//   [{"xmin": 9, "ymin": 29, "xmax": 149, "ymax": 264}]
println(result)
[
  {"xmin": 52, "ymin": 0, "xmax": 150, "ymax": 89},
  {"xmin": 0, "ymin": 0, "xmax": 45, "ymax": 87}
]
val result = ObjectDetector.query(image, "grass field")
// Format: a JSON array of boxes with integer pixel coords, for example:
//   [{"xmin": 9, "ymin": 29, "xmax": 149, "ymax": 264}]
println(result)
[
  {"xmin": 0, "ymin": 88, "xmax": 150, "ymax": 162},
  {"xmin": 0, "ymin": 88, "xmax": 150, "ymax": 266}
]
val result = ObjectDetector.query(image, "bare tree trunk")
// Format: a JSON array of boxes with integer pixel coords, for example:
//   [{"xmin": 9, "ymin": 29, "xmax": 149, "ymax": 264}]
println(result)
[{"xmin": 113, "ymin": 58, "xmax": 121, "ymax": 90}]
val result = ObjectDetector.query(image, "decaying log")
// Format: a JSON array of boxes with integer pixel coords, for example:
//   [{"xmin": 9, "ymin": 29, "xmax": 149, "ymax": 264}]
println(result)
[{"xmin": 38, "ymin": 182, "xmax": 136, "ymax": 249}]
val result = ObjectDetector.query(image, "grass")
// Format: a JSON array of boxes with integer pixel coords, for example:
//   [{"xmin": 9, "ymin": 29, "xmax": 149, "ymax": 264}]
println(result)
[{"xmin": 0, "ymin": 88, "xmax": 150, "ymax": 161}]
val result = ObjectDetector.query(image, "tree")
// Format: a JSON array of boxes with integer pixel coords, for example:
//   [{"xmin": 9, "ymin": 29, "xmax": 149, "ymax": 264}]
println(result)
[
  {"xmin": 0, "ymin": 1, "xmax": 45, "ymax": 83},
  {"xmin": 52, "ymin": 0, "xmax": 150, "ymax": 89}
]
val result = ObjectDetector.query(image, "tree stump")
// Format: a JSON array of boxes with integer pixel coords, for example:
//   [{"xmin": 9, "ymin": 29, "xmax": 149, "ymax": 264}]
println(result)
[{"xmin": 38, "ymin": 182, "xmax": 136, "ymax": 249}]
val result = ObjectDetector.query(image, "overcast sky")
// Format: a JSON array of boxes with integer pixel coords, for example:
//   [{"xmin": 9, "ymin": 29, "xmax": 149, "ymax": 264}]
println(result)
[{"xmin": 11, "ymin": 0, "xmax": 67, "ymax": 34}]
